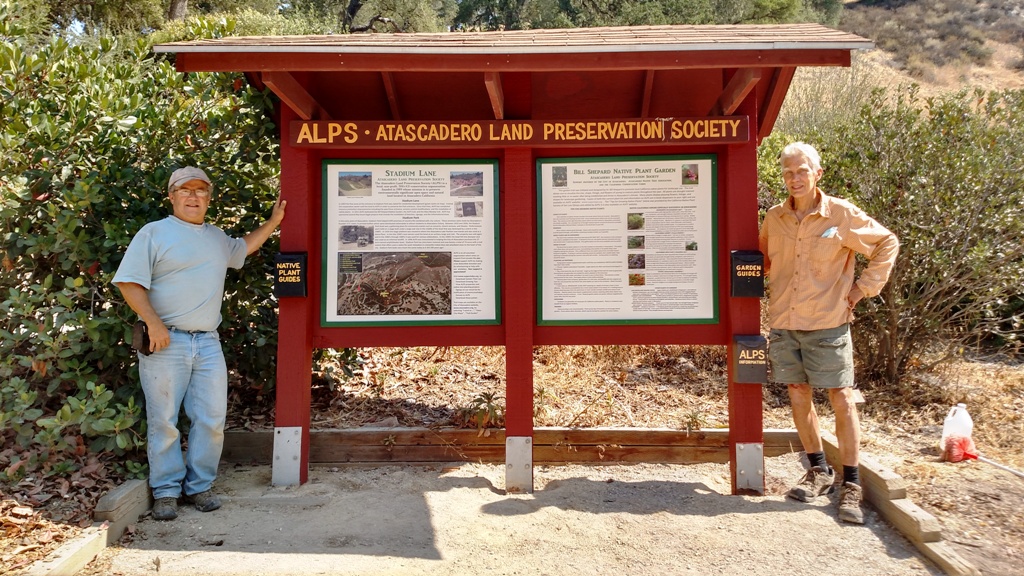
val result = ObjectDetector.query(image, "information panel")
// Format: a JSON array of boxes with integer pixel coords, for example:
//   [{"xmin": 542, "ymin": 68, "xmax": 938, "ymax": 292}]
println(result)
[
  {"xmin": 538, "ymin": 155, "xmax": 717, "ymax": 325},
  {"xmin": 322, "ymin": 160, "xmax": 500, "ymax": 326}
]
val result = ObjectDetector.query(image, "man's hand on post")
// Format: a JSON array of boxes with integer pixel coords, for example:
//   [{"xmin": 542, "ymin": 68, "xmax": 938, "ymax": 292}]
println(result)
[
  {"xmin": 271, "ymin": 196, "xmax": 287, "ymax": 227},
  {"xmin": 243, "ymin": 195, "xmax": 288, "ymax": 255}
]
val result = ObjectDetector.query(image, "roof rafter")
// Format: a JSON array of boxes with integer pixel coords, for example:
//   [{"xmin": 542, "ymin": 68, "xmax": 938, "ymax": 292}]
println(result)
[
  {"xmin": 382, "ymin": 72, "xmax": 401, "ymax": 120},
  {"xmin": 710, "ymin": 69, "xmax": 761, "ymax": 116},
  {"xmin": 484, "ymin": 72, "xmax": 505, "ymax": 120},
  {"xmin": 261, "ymin": 71, "xmax": 329, "ymax": 121},
  {"xmin": 640, "ymin": 70, "xmax": 655, "ymax": 118}
]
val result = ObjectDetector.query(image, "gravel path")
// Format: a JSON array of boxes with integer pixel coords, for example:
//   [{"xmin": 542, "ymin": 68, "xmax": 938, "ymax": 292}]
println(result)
[{"xmin": 82, "ymin": 454, "xmax": 940, "ymax": 576}]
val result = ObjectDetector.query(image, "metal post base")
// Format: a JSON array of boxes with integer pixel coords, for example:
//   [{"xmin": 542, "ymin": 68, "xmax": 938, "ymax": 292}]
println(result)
[
  {"xmin": 505, "ymin": 436, "xmax": 534, "ymax": 494},
  {"xmin": 271, "ymin": 426, "xmax": 303, "ymax": 486},
  {"xmin": 735, "ymin": 442, "xmax": 764, "ymax": 494}
]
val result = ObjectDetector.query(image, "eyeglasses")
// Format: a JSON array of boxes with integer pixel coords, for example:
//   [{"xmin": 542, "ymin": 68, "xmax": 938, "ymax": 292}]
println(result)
[{"xmin": 175, "ymin": 188, "xmax": 211, "ymax": 198}]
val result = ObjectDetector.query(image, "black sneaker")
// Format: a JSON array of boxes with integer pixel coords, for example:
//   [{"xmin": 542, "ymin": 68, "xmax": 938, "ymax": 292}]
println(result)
[
  {"xmin": 787, "ymin": 466, "xmax": 836, "ymax": 502},
  {"xmin": 152, "ymin": 497, "xmax": 178, "ymax": 521},
  {"xmin": 185, "ymin": 490, "xmax": 222, "ymax": 512}
]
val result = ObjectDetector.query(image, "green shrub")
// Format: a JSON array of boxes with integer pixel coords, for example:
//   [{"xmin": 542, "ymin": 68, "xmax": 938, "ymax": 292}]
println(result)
[
  {"xmin": 0, "ymin": 3, "xmax": 281, "ymax": 484},
  {"xmin": 761, "ymin": 86, "xmax": 1024, "ymax": 384}
]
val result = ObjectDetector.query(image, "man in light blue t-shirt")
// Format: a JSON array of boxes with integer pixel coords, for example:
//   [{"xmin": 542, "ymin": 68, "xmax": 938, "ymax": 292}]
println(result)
[{"xmin": 113, "ymin": 167, "xmax": 285, "ymax": 521}]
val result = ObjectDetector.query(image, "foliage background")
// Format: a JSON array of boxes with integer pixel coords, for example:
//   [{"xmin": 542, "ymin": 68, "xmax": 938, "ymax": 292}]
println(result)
[
  {"xmin": 2, "ymin": 0, "xmax": 1024, "ymax": 513},
  {"xmin": 0, "ymin": 5, "xmax": 282, "ymax": 484},
  {"xmin": 760, "ymin": 71, "xmax": 1024, "ymax": 386}
]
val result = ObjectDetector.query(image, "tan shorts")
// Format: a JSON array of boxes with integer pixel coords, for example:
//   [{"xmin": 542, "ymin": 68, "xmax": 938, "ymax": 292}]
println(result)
[{"xmin": 768, "ymin": 324, "xmax": 854, "ymax": 389}]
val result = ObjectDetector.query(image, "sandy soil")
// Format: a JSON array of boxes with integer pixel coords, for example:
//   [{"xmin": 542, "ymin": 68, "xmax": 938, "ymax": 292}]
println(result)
[{"xmin": 81, "ymin": 455, "xmax": 940, "ymax": 576}]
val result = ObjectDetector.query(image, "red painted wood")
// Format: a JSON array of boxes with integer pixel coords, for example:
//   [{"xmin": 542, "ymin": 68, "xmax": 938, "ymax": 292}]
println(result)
[
  {"xmin": 177, "ymin": 49, "xmax": 852, "ymax": 74},
  {"xmin": 275, "ymin": 105, "xmax": 316, "ymax": 483},
  {"xmin": 312, "ymin": 325, "xmax": 505, "ymax": 348},
  {"xmin": 724, "ymin": 94, "xmax": 765, "ymax": 494},
  {"xmin": 535, "ymin": 324, "xmax": 729, "ymax": 346},
  {"xmin": 502, "ymin": 148, "xmax": 535, "ymax": 437}
]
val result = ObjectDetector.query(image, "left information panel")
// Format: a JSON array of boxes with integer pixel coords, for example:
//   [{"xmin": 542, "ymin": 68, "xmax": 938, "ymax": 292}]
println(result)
[{"xmin": 322, "ymin": 160, "xmax": 501, "ymax": 326}]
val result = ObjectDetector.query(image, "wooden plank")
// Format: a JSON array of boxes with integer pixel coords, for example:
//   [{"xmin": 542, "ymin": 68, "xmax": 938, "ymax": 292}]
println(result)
[
  {"xmin": 821, "ymin": 435, "xmax": 908, "ymax": 501},
  {"xmin": 294, "ymin": 427, "xmax": 799, "ymax": 447},
  {"xmin": 310, "ymin": 444, "xmax": 504, "ymax": 463},
  {"xmin": 640, "ymin": 69, "xmax": 655, "ymax": 118},
  {"xmin": 859, "ymin": 452, "xmax": 908, "ymax": 501},
  {"xmin": 25, "ymin": 525, "xmax": 107, "ymax": 576},
  {"xmin": 381, "ymin": 71, "xmax": 401, "ymax": 120},
  {"xmin": 223, "ymin": 430, "xmax": 274, "ymax": 463},
  {"xmin": 262, "ymin": 71, "xmax": 326, "ymax": 121},
  {"xmin": 222, "ymin": 428, "xmax": 805, "ymax": 464},
  {"xmin": 484, "ymin": 72, "xmax": 504, "ymax": 119},
  {"xmin": 323, "ymin": 427, "xmax": 505, "ymax": 445},
  {"xmin": 93, "ymin": 479, "xmax": 148, "ymax": 519},
  {"xmin": 534, "ymin": 428, "xmax": 729, "ymax": 447},
  {"xmin": 915, "ymin": 541, "xmax": 981, "ymax": 576},
  {"xmin": 711, "ymin": 68, "xmax": 761, "ymax": 116},
  {"xmin": 93, "ymin": 479, "xmax": 151, "ymax": 545},
  {"xmin": 535, "ymin": 445, "xmax": 730, "ymax": 464},
  {"xmin": 305, "ymin": 443, "xmax": 738, "ymax": 464},
  {"xmin": 179, "ymin": 50, "xmax": 856, "ymax": 74},
  {"xmin": 873, "ymin": 497, "xmax": 943, "ymax": 544}
]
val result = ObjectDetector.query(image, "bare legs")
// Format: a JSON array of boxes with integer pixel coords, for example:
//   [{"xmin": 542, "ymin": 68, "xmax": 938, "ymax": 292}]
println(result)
[{"xmin": 787, "ymin": 383, "xmax": 860, "ymax": 468}]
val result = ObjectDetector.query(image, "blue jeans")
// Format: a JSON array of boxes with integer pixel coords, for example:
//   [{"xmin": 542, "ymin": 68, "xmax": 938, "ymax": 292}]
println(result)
[{"xmin": 139, "ymin": 330, "xmax": 227, "ymax": 499}]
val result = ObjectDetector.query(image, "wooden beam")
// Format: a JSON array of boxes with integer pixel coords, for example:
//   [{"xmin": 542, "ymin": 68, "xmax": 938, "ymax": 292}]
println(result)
[
  {"xmin": 711, "ymin": 68, "xmax": 761, "ymax": 116},
  {"xmin": 223, "ymin": 428, "xmax": 804, "ymax": 465},
  {"xmin": 484, "ymin": 72, "xmax": 505, "ymax": 120},
  {"xmin": 178, "ymin": 50, "xmax": 855, "ymax": 74},
  {"xmin": 640, "ymin": 69, "xmax": 655, "ymax": 118},
  {"xmin": 758, "ymin": 66, "xmax": 796, "ymax": 143},
  {"xmin": 381, "ymin": 71, "xmax": 401, "ymax": 120},
  {"xmin": 915, "ymin": 541, "xmax": 982, "ymax": 576},
  {"xmin": 261, "ymin": 71, "xmax": 327, "ymax": 121}
]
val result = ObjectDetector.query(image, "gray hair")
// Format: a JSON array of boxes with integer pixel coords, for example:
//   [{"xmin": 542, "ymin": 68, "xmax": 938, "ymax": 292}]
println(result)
[{"xmin": 780, "ymin": 142, "xmax": 822, "ymax": 171}]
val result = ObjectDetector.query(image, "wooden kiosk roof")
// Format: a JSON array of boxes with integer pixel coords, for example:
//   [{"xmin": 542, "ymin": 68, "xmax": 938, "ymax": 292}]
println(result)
[{"xmin": 156, "ymin": 24, "xmax": 871, "ymax": 142}]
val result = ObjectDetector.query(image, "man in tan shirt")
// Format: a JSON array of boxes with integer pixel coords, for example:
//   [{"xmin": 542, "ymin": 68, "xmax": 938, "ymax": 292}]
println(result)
[{"xmin": 759, "ymin": 142, "xmax": 899, "ymax": 523}]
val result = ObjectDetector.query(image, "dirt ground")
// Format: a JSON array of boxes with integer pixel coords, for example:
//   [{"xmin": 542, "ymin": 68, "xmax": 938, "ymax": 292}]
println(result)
[
  {"xmin": 7, "ymin": 345, "xmax": 1023, "ymax": 575},
  {"xmin": 81, "ymin": 456, "xmax": 940, "ymax": 576}
]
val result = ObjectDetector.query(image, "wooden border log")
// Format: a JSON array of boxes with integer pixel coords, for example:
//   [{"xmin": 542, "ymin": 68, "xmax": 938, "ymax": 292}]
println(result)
[{"xmin": 223, "ymin": 428, "xmax": 803, "ymax": 465}]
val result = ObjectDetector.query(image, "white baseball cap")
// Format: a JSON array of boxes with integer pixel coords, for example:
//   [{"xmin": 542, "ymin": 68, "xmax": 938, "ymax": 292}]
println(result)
[{"xmin": 167, "ymin": 167, "xmax": 212, "ymax": 192}]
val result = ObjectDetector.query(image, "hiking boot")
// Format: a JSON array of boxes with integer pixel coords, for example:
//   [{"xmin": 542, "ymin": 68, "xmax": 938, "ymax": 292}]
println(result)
[
  {"xmin": 838, "ymin": 482, "xmax": 865, "ymax": 524},
  {"xmin": 152, "ymin": 497, "xmax": 178, "ymax": 521},
  {"xmin": 185, "ymin": 490, "xmax": 222, "ymax": 512},
  {"xmin": 787, "ymin": 466, "xmax": 836, "ymax": 502}
]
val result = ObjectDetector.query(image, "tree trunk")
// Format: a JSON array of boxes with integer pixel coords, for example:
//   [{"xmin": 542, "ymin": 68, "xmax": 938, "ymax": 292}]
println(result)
[
  {"xmin": 167, "ymin": 0, "xmax": 188, "ymax": 21},
  {"xmin": 342, "ymin": 0, "xmax": 364, "ymax": 31}
]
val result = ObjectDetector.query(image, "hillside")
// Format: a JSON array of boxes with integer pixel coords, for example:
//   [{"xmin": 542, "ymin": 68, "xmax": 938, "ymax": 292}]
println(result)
[{"xmin": 838, "ymin": 0, "xmax": 1024, "ymax": 93}]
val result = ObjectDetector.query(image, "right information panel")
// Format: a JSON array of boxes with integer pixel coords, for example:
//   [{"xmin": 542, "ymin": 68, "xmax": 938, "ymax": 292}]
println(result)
[{"xmin": 537, "ymin": 155, "xmax": 718, "ymax": 325}]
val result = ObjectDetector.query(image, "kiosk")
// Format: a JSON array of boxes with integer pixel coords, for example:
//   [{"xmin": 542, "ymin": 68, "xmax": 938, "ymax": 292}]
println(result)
[{"xmin": 156, "ymin": 24, "xmax": 871, "ymax": 494}]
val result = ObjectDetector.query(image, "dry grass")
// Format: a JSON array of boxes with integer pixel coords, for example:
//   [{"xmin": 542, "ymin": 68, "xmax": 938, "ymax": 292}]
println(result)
[
  {"xmin": 307, "ymin": 344, "xmax": 1023, "ymax": 472},
  {"xmin": 306, "ymin": 343, "xmax": 1024, "ymax": 569}
]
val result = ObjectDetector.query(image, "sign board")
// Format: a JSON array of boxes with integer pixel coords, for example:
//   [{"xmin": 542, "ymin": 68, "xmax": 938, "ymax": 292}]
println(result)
[
  {"xmin": 291, "ymin": 118, "xmax": 749, "ymax": 148},
  {"xmin": 274, "ymin": 252, "xmax": 308, "ymax": 297},
  {"xmin": 537, "ymin": 155, "xmax": 718, "ymax": 325},
  {"xmin": 733, "ymin": 335, "xmax": 768, "ymax": 384},
  {"xmin": 321, "ymin": 159, "xmax": 500, "ymax": 327},
  {"xmin": 730, "ymin": 250, "xmax": 765, "ymax": 298}
]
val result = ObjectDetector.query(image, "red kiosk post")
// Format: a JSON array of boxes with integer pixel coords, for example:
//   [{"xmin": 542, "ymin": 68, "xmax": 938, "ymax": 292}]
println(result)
[
  {"xmin": 273, "ymin": 107, "xmax": 315, "ymax": 485},
  {"xmin": 502, "ymin": 148, "xmax": 536, "ymax": 491}
]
